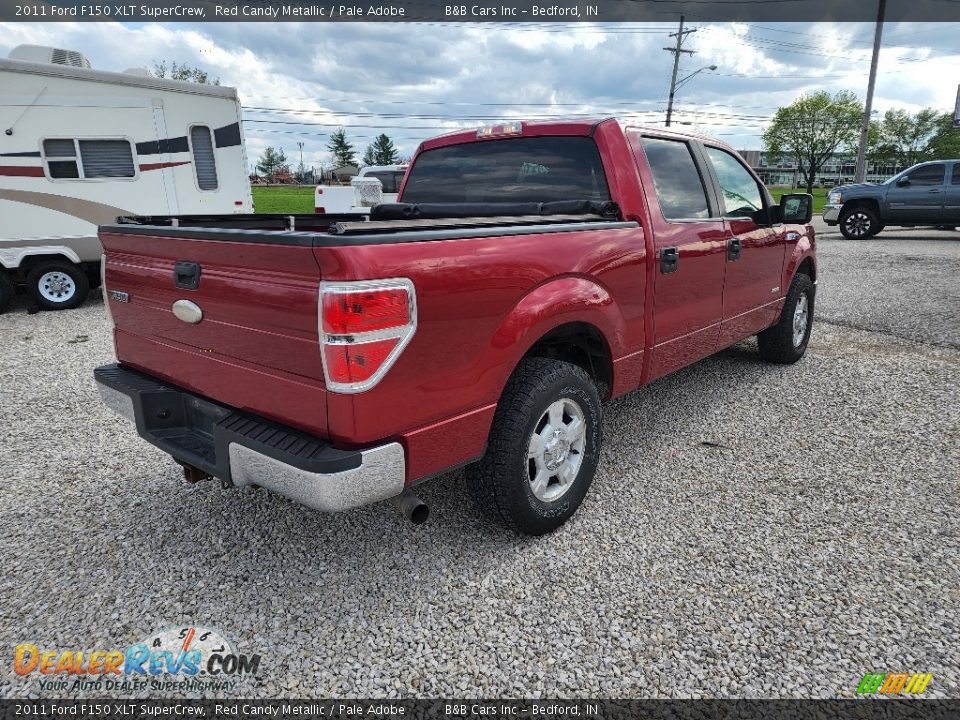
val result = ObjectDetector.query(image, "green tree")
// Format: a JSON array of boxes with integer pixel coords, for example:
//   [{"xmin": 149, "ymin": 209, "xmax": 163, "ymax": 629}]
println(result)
[
  {"xmin": 763, "ymin": 91, "xmax": 863, "ymax": 194},
  {"xmin": 870, "ymin": 108, "xmax": 943, "ymax": 167},
  {"xmin": 255, "ymin": 146, "xmax": 287, "ymax": 182},
  {"xmin": 926, "ymin": 113, "xmax": 960, "ymax": 159},
  {"xmin": 151, "ymin": 61, "xmax": 220, "ymax": 85},
  {"xmin": 327, "ymin": 128, "xmax": 356, "ymax": 168},
  {"xmin": 362, "ymin": 134, "xmax": 400, "ymax": 167}
]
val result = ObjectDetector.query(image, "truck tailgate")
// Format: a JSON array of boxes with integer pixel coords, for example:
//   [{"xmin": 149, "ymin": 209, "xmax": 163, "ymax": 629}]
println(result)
[{"xmin": 99, "ymin": 228, "xmax": 329, "ymax": 437}]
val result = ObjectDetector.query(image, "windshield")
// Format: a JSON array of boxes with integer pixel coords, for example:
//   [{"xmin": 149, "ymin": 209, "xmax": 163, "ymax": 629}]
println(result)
[{"xmin": 401, "ymin": 136, "xmax": 611, "ymax": 204}]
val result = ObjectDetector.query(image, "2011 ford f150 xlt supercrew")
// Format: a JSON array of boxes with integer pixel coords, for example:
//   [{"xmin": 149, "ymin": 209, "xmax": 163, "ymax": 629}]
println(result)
[{"xmin": 94, "ymin": 119, "xmax": 816, "ymax": 535}]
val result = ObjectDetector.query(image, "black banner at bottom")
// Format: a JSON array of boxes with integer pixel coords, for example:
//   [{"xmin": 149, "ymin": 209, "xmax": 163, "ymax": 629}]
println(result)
[{"xmin": 2, "ymin": 700, "xmax": 960, "ymax": 720}]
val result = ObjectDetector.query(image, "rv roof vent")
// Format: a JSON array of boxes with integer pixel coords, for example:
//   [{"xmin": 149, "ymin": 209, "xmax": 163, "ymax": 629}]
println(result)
[{"xmin": 8, "ymin": 44, "xmax": 92, "ymax": 68}]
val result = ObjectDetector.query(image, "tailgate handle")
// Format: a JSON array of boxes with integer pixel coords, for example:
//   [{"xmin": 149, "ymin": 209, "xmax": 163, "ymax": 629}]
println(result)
[{"xmin": 173, "ymin": 261, "xmax": 201, "ymax": 290}]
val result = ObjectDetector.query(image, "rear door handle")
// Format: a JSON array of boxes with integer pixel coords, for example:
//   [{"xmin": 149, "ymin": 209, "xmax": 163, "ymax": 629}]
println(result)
[
  {"xmin": 927, "ymin": 188, "xmax": 944, "ymax": 193},
  {"xmin": 660, "ymin": 247, "xmax": 679, "ymax": 274},
  {"xmin": 727, "ymin": 237, "xmax": 741, "ymax": 261}
]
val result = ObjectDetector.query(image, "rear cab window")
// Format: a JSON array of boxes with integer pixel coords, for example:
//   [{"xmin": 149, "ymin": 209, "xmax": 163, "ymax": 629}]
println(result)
[{"xmin": 401, "ymin": 136, "xmax": 610, "ymax": 203}]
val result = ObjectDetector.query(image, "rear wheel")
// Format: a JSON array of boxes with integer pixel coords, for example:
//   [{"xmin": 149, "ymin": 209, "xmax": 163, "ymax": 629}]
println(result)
[
  {"xmin": 839, "ymin": 206, "xmax": 881, "ymax": 239},
  {"xmin": 26, "ymin": 261, "xmax": 89, "ymax": 311},
  {"xmin": 0, "ymin": 271, "xmax": 14, "ymax": 314},
  {"xmin": 758, "ymin": 272, "xmax": 814, "ymax": 364},
  {"xmin": 465, "ymin": 357, "xmax": 602, "ymax": 535}
]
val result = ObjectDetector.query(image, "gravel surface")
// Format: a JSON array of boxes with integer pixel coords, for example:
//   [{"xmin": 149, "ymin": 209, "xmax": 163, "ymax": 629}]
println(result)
[
  {"xmin": 813, "ymin": 220, "xmax": 960, "ymax": 349},
  {"xmin": 1, "ymin": 233, "xmax": 958, "ymax": 699}
]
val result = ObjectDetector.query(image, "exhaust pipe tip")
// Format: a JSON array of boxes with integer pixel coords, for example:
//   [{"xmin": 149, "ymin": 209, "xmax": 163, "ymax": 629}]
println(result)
[{"xmin": 391, "ymin": 489, "xmax": 430, "ymax": 525}]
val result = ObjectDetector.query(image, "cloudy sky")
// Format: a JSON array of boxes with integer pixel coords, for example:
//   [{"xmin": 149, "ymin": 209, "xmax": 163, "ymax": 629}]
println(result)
[{"xmin": 1, "ymin": 20, "xmax": 957, "ymax": 170}]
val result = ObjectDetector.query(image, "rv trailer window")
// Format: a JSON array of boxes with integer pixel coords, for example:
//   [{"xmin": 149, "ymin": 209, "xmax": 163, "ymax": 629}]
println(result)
[
  {"xmin": 78, "ymin": 140, "xmax": 135, "ymax": 178},
  {"xmin": 42, "ymin": 138, "xmax": 135, "ymax": 180},
  {"xmin": 190, "ymin": 125, "xmax": 219, "ymax": 191},
  {"xmin": 42, "ymin": 139, "xmax": 79, "ymax": 179}
]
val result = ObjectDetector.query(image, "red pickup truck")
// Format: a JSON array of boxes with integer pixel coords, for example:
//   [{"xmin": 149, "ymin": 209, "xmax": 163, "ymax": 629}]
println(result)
[{"xmin": 94, "ymin": 119, "xmax": 815, "ymax": 535}]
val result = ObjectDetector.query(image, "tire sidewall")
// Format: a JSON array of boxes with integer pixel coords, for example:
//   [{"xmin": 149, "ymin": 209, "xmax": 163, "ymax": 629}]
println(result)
[
  {"xmin": 508, "ymin": 371, "xmax": 602, "ymax": 534},
  {"xmin": 839, "ymin": 207, "xmax": 879, "ymax": 240},
  {"xmin": 786, "ymin": 275, "xmax": 814, "ymax": 356},
  {"xmin": 27, "ymin": 262, "xmax": 89, "ymax": 311}
]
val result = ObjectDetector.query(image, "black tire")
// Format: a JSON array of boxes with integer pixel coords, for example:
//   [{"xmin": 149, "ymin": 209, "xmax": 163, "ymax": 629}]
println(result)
[
  {"xmin": 26, "ymin": 261, "xmax": 89, "ymax": 311},
  {"xmin": 465, "ymin": 357, "xmax": 602, "ymax": 535},
  {"xmin": 0, "ymin": 271, "xmax": 14, "ymax": 314},
  {"xmin": 839, "ymin": 206, "xmax": 881, "ymax": 239},
  {"xmin": 758, "ymin": 272, "xmax": 815, "ymax": 364}
]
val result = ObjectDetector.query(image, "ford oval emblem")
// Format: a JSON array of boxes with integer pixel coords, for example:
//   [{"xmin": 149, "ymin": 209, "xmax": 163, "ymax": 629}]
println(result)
[{"xmin": 172, "ymin": 299, "xmax": 203, "ymax": 324}]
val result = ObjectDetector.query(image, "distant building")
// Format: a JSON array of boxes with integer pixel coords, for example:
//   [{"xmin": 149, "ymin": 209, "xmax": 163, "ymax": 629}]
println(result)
[{"xmin": 739, "ymin": 150, "xmax": 906, "ymax": 186}]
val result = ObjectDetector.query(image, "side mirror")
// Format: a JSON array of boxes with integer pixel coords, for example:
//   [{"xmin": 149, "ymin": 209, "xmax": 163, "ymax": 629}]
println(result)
[
  {"xmin": 780, "ymin": 193, "xmax": 812, "ymax": 224},
  {"xmin": 896, "ymin": 177, "xmax": 910, "ymax": 187}
]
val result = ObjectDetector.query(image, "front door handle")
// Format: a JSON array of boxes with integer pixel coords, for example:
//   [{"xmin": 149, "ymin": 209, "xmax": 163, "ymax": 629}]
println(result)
[
  {"xmin": 660, "ymin": 247, "xmax": 679, "ymax": 274},
  {"xmin": 927, "ymin": 188, "xmax": 943, "ymax": 193},
  {"xmin": 727, "ymin": 237, "xmax": 742, "ymax": 261}
]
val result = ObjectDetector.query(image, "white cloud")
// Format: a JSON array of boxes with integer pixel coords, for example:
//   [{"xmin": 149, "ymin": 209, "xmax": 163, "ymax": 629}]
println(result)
[{"xmin": 1, "ymin": 20, "xmax": 957, "ymax": 160}]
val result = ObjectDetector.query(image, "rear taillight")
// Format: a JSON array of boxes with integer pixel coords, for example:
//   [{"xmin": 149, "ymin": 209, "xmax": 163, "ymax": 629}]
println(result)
[{"xmin": 319, "ymin": 279, "xmax": 416, "ymax": 393}]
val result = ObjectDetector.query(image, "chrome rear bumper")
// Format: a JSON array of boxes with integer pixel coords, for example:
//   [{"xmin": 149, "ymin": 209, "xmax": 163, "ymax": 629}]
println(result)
[{"xmin": 94, "ymin": 364, "xmax": 405, "ymax": 512}]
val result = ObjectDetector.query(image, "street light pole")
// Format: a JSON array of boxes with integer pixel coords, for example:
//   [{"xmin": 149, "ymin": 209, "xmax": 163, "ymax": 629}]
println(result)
[{"xmin": 855, "ymin": 0, "xmax": 886, "ymax": 183}]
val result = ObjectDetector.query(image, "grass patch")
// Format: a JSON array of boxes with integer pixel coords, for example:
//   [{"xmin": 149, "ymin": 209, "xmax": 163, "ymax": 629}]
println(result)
[
  {"xmin": 252, "ymin": 186, "xmax": 316, "ymax": 214},
  {"xmin": 768, "ymin": 187, "xmax": 829, "ymax": 215},
  {"xmin": 254, "ymin": 184, "xmax": 831, "ymax": 217}
]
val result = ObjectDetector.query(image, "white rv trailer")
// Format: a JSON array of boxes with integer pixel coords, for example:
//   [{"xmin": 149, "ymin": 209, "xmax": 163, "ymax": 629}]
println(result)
[{"xmin": 0, "ymin": 45, "xmax": 253, "ymax": 312}]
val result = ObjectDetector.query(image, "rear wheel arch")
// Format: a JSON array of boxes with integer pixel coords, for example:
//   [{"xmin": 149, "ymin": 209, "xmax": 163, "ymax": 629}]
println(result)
[{"xmin": 521, "ymin": 321, "xmax": 614, "ymax": 400}]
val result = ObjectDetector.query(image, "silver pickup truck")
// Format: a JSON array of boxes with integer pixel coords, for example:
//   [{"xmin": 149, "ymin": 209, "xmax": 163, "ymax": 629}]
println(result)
[{"xmin": 823, "ymin": 159, "xmax": 960, "ymax": 239}]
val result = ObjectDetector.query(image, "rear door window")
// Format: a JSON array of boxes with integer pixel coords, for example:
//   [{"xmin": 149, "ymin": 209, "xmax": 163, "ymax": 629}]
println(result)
[
  {"xmin": 639, "ymin": 137, "xmax": 711, "ymax": 220},
  {"xmin": 402, "ymin": 136, "xmax": 610, "ymax": 203}
]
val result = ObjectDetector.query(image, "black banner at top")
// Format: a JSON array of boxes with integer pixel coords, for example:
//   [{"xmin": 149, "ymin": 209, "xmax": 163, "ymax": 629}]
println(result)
[{"xmin": 3, "ymin": 0, "xmax": 960, "ymax": 23}]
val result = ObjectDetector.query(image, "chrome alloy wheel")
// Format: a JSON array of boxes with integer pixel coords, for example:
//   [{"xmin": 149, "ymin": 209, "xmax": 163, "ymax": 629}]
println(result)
[
  {"xmin": 527, "ymin": 398, "xmax": 587, "ymax": 502},
  {"xmin": 37, "ymin": 271, "xmax": 76, "ymax": 303},
  {"xmin": 793, "ymin": 292, "xmax": 810, "ymax": 348},
  {"xmin": 843, "ymin": 211, "xmax": 872, "ymax": 238}
]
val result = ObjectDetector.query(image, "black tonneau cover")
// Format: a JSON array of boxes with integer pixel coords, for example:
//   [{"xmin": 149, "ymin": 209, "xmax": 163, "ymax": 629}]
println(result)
[{"xmin": 101, "ymin": 201, "xmax": 633, "ymax": 247}]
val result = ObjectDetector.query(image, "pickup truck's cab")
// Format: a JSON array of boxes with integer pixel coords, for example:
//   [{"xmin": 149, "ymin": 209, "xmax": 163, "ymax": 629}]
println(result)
[
  {"xmin": 95, "ymin": 119, "xmax": 815, "ymax": 535},
  {"xmin": 823, "ymin": 159, "xmax": 960, "ymax": 238}
]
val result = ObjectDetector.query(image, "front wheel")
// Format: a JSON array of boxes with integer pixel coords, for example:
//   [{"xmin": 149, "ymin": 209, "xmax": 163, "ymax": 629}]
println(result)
[
  {"xmin": 465, "ymin": 358, "xmax": 602, "ymax": 535},
  {"xmin": 758, "ymin": 273, "xmax": 815, "ymax": 364},
  {"xmin": 26, "ymin": 261, "xmax": 89, "ymax": 311},
  {"xmin": 839, "ymin": 206, "xmax": 881, "ymax": 239}
]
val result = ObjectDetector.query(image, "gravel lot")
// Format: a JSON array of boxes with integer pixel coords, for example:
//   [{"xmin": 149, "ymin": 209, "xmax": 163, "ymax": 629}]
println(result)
[{"xmin": 1, "ymin": 231, "xmax": 958, "ymax": 699}]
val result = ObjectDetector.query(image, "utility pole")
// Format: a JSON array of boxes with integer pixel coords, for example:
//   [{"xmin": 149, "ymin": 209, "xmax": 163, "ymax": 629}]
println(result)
[
  {"xmin": 855, "ymin": 0, "xmax": 886, "ymax": 183},
  {"xmin": 296, "ymin": 141, "xmax": 305, "ymax": 187},
  {"xmin": 664, "ymin": 16, "xmax": 697, "ymax": 127}
]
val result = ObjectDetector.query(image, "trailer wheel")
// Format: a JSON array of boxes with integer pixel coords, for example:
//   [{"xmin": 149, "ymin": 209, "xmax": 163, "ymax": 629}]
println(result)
[
  {"xmin": 26, "ymin": 261, "xmax": 89, "ymax": 311},
  {"xmin": 0, "ymin": 271, "xmax": 14, "ymax": 314},
  {"xmin": 465, "ymin": 357, "xmax": 602, "ymax": 535}
]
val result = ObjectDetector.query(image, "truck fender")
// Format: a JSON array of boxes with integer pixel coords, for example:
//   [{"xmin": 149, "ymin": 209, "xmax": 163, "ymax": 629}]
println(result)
[
  {"xmin": 782, "ymin": 235, "xmax": 816, "ymax": 293},
  {"xmin": 489, "ymin": 275, "xmax": 627, "ymax": 389},
  {"xmin": 0, "ymin": 245, "xmax": 83, "ymax": 270}
]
